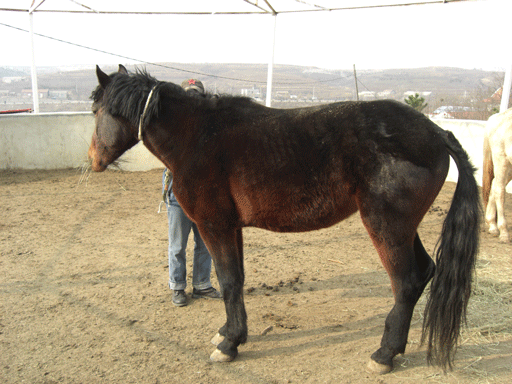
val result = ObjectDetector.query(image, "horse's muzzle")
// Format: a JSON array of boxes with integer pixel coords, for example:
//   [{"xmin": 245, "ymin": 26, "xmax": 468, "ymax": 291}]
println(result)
[{"xmin": 87, "ymin": 135, "xmax": 107, "ymax": 172}]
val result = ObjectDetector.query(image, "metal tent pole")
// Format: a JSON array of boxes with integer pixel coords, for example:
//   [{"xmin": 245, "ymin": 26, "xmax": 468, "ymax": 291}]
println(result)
[
  {"xmin": 500, "ymin": 64, "xmax": 512, "ymax": 113},
  {"xmin": 29, "ymin": 2, "xmax": 43, "ymax": 113},
  {"xmin": 265, "ymin": 13, "xmax": 277, "ymax": 107}
]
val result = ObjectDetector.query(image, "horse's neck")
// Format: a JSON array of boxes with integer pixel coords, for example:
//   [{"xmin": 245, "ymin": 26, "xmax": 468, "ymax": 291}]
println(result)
[{"xmin": 143, "ymin": 107, "xmax": 201, "ymax": 172}]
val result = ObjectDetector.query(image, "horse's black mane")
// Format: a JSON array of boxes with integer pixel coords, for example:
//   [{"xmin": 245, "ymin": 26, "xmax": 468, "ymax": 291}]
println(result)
[{"xmin": 91, "ymin": 68, "xmax": 258, "ymax": 128}]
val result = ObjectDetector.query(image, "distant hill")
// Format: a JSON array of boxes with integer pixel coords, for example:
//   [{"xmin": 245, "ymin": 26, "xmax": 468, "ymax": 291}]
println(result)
[
  {"xmin": 0, "ymin": 63, "xmax": 503, "ymax": 115},
  {"xmin": 0, "ymin": 67, "xmax": 29, "ymax": 78},
  {"xmin": 109, "ymin": 63, "xmax": 501, "ymax": 100},
  {"xmin": 3, "ymin": 63, "xmax": 499, "ymax": 98}
]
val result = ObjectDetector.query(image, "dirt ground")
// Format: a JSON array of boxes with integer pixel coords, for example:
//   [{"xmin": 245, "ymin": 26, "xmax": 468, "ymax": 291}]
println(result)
[{"xmin": 1, "ymin": 168, "xmax": 511, "ymax": 384}]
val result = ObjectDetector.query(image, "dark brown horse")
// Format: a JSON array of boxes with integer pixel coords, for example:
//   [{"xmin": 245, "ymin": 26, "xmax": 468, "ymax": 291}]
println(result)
[{"xmin": 88, "ymin": 65, "xmax": 480, "ymax": 374}]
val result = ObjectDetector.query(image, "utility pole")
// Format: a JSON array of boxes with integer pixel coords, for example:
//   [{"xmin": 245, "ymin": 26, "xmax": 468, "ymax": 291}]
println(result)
[{"xmin": 353, "ymin": 64, "xmax": 359, "ymax": 101}]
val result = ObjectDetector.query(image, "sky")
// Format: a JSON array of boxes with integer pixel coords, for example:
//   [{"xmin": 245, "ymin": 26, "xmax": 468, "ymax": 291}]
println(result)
[{"xmin": 0, "ymin": 0, "xmax": 510, "ymax": 71}]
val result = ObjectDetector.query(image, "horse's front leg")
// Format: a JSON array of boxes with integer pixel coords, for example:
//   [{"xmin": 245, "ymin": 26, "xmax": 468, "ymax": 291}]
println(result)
[{"xmin": 200, "ymin": 226, "xmax": 247, "ymax": 362}]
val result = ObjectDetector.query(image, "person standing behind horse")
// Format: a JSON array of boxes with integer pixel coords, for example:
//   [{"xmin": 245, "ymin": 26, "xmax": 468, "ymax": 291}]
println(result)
[{"xmin": 162, "ymin": 79, "xmax": 222, "ymax": 306}]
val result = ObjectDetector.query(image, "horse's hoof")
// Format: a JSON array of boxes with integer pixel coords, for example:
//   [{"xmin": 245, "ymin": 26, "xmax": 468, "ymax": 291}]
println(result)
[
  {"xmin": 210, "ymin": 348, "xmax": 235, "ymax": 363},
  {"xmin": 489, "ymin": 228, "xmax": 500, "ymax": 237},
  {"xmin": 367, "ymin": 359, "xmax": 392, "ymax": 374},
  {"xmin": 211, "ymin": 333, "xmax": 225, "ymax": 346}
]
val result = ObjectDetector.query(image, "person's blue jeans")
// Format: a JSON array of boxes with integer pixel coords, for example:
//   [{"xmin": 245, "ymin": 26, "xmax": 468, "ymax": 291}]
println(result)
[{"xmin": 163, "ymin": 171, "xmax": 213, "ymax": 291}]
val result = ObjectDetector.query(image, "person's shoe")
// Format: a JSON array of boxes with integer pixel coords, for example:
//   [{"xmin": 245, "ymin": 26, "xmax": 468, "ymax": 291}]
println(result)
[
  {"xmin": 172, "ymin": 290, "xmax": 187, "ymax": 307},
  {"xmin": 192, "ymin": 287, "xmax": 222, "ymax": 300}
]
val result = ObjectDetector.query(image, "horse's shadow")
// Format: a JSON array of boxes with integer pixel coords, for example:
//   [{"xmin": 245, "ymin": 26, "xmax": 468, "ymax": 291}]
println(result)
[
  {"xmin": 239, "ymin": 321, "xmax": 512, "ymax": 375},
  {"xmin": 238, "ymin": 314, "xmax": 412, "ymax": 366},
  {"xmin": 235, "ymin": 271, "xmax": 425, "ymax": 371},
  {"xmin": 235, "ymin": 272, "xmax": 397, "ymax": 363},
  {"xmin": 245, "ymin": 270, "xmax": 393, "ymax": 298}
]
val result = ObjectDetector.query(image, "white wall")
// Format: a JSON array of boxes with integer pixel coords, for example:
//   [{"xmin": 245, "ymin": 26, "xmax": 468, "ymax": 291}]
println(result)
[
  {"xmin": 432, "ymin": 119, "xmax": 486, "ymax": 184},
  {"xmin": 0, "ymin": 112, "xmax": 94, "ymax": 170},
  {"xmin": 1, "ymin": 112, "xmax": 506, "ymax": 190},
  {"xmin": 0, "ymin": 112, "xmax": 163, "ymax": 171}
]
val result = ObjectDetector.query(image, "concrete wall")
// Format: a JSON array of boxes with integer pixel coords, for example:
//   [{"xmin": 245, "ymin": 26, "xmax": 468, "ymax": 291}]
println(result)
[
  {"xmin": 1, "ymin": 112, "xmax": 506, "ymax": 190},
  {"xmin": 0, "ymin": 112, "xmax": 163, "ymax": 171},
  {"xmin": 432, "ymin": 118, "xmax": 486, "ymax": 184},
  {"xmin": 1, "ymin": 112, "xmax": 94, "ymax": 170}
]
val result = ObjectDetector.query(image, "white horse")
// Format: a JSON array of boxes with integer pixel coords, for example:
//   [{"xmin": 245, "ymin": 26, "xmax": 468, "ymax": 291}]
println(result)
[{"xmin": 482, "ymin": 107, "xmax": 512, "ymax": 242}]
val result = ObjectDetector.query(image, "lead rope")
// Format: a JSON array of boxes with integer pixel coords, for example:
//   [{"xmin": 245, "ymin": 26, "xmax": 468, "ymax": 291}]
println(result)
[
  {"xmin": 136, "ymin": 85, "xmax": 165, "ymax": 213},
  {"xmin": 157, "ymin": 200, "xmax": 166, "ymax": 214},
  {"xmin": 158, "ymin": 168, "xmax": 172, "ymax": 214},
  {"xmin": 138, "ymin": 85, "xmax": 158, "ymax": 143}
]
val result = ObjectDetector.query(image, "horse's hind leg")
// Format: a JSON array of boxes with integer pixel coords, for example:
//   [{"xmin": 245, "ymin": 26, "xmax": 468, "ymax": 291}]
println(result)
[
  {"xmin": 358, "ymin": 180, "xmax": 439, "ymax": 372},
  {"xmin": 366, "ymin": 234, "xmax": 435, "ymax": 374},
  {"xmin": 355, "ymin": 155, "xmax": 446, "ymax": 373},
  {"xmin": 488, "ymin": 156, "xmax": 512, "ymax": 242},
  {"xmin": 485, "ymin": 182, "xmax": 499, "ymax": 237}
]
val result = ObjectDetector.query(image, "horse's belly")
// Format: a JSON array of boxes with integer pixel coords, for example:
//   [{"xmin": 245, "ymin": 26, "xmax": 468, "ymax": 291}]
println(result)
[
  {"xmin": 259, "ymin": 206, "xmax": 359, "ymax": 233},
  {"xmin": 233, "ymin": 186, "xmax": 358, "ymax": 232}
]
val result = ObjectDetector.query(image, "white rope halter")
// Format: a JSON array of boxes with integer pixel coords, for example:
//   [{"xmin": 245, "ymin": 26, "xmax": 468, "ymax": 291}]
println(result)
[{"xmin": 138, "ymin": 85, "xmax": 157, "ymax": 142}]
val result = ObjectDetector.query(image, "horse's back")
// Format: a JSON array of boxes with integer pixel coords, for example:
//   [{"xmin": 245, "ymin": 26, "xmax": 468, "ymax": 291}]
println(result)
[
  {"xmin": 222, "ymin": 100, "xmax": 450, "ymax": 232},
  {"xmin": 223, "ymin": 99, "xmax": 447, "ymax": 168},
  {"xmin": 486, "ymin": 108, "xmax": 512, "ymax": 169}
]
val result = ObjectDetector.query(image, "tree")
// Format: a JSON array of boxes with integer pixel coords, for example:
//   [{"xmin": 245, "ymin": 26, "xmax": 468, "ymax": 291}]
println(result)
[{"xmin": 404, "ymin": 93, "xmax": 428, "ymax": 112}]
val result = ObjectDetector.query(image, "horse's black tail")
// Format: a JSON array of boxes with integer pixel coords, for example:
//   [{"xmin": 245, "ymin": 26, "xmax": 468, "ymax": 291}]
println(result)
[{"xmin": 422, "ymin": 130, "xmax": 481, "ymax": 371}]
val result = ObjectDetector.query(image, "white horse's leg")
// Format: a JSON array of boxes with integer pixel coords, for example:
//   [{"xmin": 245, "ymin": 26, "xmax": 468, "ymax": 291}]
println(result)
[
  {"xmin": 485, "ymin": 108, "xmax": 512, "ymax": 242},
  {"xmin": 492, "ymin": 156, "xmax": 510, "ymax": 242},
  {"xmin": 486, "ymin": 180, "xmax": 499, "ymax": 236},
  {"xmin": 495, "ymin": 187, "xmax": 509, "ymax": 242}
]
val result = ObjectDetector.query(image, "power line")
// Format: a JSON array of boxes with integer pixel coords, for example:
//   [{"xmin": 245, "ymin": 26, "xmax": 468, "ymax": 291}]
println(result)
[{"xmin": 0, "ymin": 21, "xmax": 351, "ymax": 86}]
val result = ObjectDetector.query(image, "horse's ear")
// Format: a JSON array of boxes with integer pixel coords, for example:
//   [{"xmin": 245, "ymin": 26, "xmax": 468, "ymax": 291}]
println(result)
[
  {"xmin": 118, "ymin": 64, "xmax": 128, "ymax": 75},
  {"xmin": 96, "ymin": 65, "xmax": 111, "ymax": 89}
]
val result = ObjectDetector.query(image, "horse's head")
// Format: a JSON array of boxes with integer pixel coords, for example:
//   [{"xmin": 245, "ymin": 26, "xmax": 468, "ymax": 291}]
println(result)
[{"xmin": 88, "ymin": 65, "xmax": 140, "ymax": 172}]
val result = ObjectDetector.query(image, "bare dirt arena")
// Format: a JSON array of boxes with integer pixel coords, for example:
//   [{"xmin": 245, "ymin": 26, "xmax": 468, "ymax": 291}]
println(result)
[{"xmin": 1, "ymin": 168, "xmax": 511, "ymax": 384}]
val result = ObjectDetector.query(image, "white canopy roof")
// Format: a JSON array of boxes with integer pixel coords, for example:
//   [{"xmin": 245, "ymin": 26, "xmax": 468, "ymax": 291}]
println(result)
[
  {"xmin": 1, "ymin": 0, "xmax": 509, "ymax": 113},
  {"xmin": 2, "ymin": 1, "xmax": 473, "ymax": 15}
]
